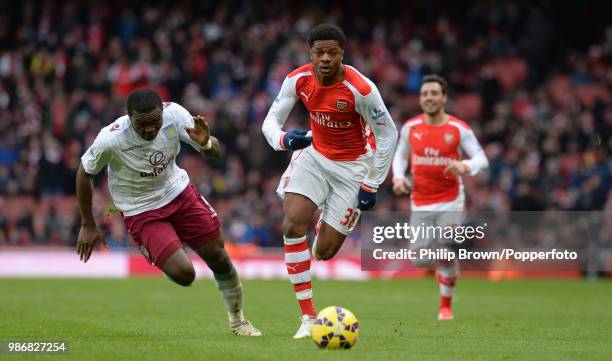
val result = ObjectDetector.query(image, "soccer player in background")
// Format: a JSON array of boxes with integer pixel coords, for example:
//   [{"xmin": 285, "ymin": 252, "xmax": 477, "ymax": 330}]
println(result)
[
  {"xmin": 262, "ymin": 24, "xmax": 398, "ymax": 338},
  {"xmin": 392, "ymin": 75, "xmax": 488, "ymax": 320},
  {"xmin": 76, "ymin": 88, "xmax": 262, "ymax": 336}
]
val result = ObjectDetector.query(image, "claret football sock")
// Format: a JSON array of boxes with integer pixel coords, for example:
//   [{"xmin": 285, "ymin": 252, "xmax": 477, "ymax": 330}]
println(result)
[{"xmin": 284, "ymin": 235, "xmax": 317, "ymax": 317}]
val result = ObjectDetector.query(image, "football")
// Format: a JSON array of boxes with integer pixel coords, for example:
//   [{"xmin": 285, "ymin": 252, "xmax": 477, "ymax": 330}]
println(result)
[{"xmin": 311, "ymin": 306, "xmax": 360, "ymax": 349}]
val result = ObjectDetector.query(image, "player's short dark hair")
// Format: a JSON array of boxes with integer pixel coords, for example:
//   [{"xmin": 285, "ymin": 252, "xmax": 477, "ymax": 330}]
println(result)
[
  {"xmin": 308, "ymin": 24, "xmax": 346, "ymax": 49},
  {"xmin": 421, "ymin": 74, "xmax": 448, "ymax": 94},
  {"xmin": 127, "ymin": 88, "xmax": 162, "ymax": 116}
]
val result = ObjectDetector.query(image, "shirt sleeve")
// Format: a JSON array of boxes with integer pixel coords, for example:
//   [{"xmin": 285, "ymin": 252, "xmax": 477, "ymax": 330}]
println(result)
[
  {"xmin": 355, "ymin": 82, "xmax": 398, "ymax": 190},
  {"xmin": 262, "ymin": 76, "xmax": 299, "ymax": 151},
  {"xmin": 168, "ymin": 102, "xmax": 205, "ymax": 152},
  {"xmin": 81, "ymin": 130, "xmax": 112, "ymax": 175},
  {"xmin": 392, "ymin": 122, "xmax": 412, "ymax": 179},
  {"xmin": 459, "ymin": 126, "xmax": 488, "ymax": 176}
]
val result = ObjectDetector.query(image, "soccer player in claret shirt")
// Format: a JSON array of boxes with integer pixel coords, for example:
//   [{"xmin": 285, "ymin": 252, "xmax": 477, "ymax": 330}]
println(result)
[
  {"xmin": 392, "ymin": 75, "xmax": 489, "ymax": 320},
  {"xmin": 76, "ymin": 88, "xmax": 261, "ymax": 336},
  {"xmin": 262, "ymin": 24, "xmax": 398, "ymax": 338}
]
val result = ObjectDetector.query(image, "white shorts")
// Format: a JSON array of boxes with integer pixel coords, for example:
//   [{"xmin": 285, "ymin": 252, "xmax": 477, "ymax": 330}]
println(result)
[
  {"xmin": 409, "ymin": 191, "xmax": 465, "ymax": 250},
  {"xmin": 276, "ymin": 146, "xmax": 370, "ymax": 235}
]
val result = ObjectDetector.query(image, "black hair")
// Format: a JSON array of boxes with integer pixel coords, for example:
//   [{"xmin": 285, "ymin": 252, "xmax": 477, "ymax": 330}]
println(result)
[
  {"xmin": 307, "ymin": 24, "xmax": 346, "ymax": 49},
  {"xmin": 127, "ymin": 88, "xmax": 162, "ymax": 116},
  {"xmin": 421, "ymin": 74, "xmax": 448, "ymax": 94}
]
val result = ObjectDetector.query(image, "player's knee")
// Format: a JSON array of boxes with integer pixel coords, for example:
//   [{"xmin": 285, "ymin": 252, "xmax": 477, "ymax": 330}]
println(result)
[
  {"xmin": 437, "ymin": 259, "xmax": 459, "ymax": 277},
  {"xmin": 172, "ymin": 264, "xmax": 196, "ymax": 287},
  {"xmin": 315, "ymin": 244, "xmax": 337, "ymax": 261},
  {"xmin": 282, "ymin": 217, "xmax": 308, "ymax": 238},
  {"xmin": 437, "ymin": 258, "xmax": 455, "ymax": 269},
  {"xmin": 203, "ymin": 249, "xmax": 232, "ymax": 274},
  {"xmin": 206, "ymin": 248, "xmax": 229, "ymax": 266}
]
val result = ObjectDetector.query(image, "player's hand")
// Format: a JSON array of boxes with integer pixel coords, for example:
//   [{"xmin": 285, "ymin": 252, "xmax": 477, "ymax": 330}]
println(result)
[
  {"xmin": 185, "ymin": 115, "xmax": 210, "ymax": 147},
  {"xmin": 392, "ymin": 177, "xmax": 412, "ymax": 195},
  {"xmin": 76, "ymin": 224, "xmax": 107, "ymax": 263},
  {"xmin": 357, "ymin": 184, "xmax": 377, "ymax": 211},
  {"xmin": 282, "ymin": 129, "xmax": 312, "ymax": 150},
  {"xmin": 444, "ymin": 161, "xmax": 470, "ymax": 176}
]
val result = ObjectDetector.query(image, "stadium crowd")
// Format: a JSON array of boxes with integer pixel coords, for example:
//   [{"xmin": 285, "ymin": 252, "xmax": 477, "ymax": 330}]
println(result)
[{"xmin": 0, "ymin": 1, "xmax": 610, "ymax": 248}]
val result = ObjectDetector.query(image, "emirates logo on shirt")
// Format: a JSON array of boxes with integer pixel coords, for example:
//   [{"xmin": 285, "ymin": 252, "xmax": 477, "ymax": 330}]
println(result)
[{"xmin": 310, "ymin": 112, "xmax": 352, "ymax": 128}]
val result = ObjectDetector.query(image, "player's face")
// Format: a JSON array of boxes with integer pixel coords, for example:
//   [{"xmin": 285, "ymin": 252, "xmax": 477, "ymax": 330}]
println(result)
[
  {"xmin": 419, "ymin": 82, "xmax": 447, "ymax": 116},
  {"xmin": 130, "ymin": 107, "xmax": 163, "ymax": 141},
  {"xmin": 310, "ymin": 40, "xmax": 344, "ymax": 80}
]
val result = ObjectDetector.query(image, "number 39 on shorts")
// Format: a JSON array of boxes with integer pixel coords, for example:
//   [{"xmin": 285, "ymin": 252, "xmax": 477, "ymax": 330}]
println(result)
[{"xmin": 340, "ymin": 207, "xmax": 360, "ymax": 229}]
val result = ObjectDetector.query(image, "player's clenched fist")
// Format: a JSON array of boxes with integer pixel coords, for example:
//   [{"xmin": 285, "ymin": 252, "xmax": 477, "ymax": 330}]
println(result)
[{"xmin": 281, "ymin": 129, "xmax": 312, "ymax": 150}]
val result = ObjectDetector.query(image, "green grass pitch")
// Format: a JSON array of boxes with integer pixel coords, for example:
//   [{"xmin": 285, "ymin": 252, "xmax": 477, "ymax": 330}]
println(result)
[{"xmin": 0, "ymin": 278, "xmax": 610, "ymax": 360}]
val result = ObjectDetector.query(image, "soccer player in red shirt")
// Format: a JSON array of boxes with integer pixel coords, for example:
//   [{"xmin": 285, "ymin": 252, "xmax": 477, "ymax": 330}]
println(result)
[
  {"xmin": 263, "ymin": 24, "xmax": 397, "ymax": 338},
  {"xmin": 392, "ymin": 75, "xmax": 488, "ymax": 320}
]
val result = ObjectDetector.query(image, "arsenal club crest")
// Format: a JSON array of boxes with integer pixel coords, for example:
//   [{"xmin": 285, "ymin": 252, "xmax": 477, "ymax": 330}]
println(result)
[
  {"xmin": 336, "ymin": 99, "xmax": 348, "ymax": 111},
  {"xmin": 444, "ymin": 132, "xmax": 455, "ymax": 144}
]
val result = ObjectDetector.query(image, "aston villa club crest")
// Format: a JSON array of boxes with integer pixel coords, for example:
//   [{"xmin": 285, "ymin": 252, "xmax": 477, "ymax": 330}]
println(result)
[
  {"xmin": 165, "ymin": 125, "xmax": 178, "ymax": 140},
  {"xmin": 444, "ymin": 132, "xmax": 455, "ymax": 144},
  {"xmin": 336, "ymin": 99, "xmax": 348, "ymax": 111}
]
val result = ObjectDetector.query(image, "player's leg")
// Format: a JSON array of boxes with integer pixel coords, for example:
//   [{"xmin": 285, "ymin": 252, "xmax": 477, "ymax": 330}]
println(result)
[
  {"xmin": 191, "ymin": 233, "xmax": 262, "ymax": 336},
  {"xmin": 158, "ymin": 246, "xmax": 196, "ymax": 286},
  {"xmin": 434, "ymin": 205, "xmax": 464, "ymax": 320},
  {"xmin": 123, "ymin": 215, "xmax": 196, "ymax": 287},
  {"xmin": 312, "ymin": 156, "xmax": 368, "ymax": 261},
  {"xmin": 282, "ymin": 192, "xmax": 319, "ymax": 338},
  {"xmin": 277, "ymin": 148, "xmax": 329, "ymax": 338},
  {"xmin": 408, "ymin": 210, "xmax": 438, "ymax": 269},
  {"xmin": 172, "ymin": 184, "xmax": 261, "ymax": 336},
  {"xmin": 436, "ymin": 257, "xmax": 458, "ymax": 320},
  {"xmin": 312, "ymin": 222, "xmax": 347, "ymax": 260}
]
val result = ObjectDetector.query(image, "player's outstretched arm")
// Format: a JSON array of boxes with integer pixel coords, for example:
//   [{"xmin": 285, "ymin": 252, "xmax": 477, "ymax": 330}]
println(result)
[
  {"xmin": 186, "ymin": 115, "xmax": 221, "ymax": 159},
  {"xmin": 75, "ymin": 163, "xmax": 106, "ymax": 263}
]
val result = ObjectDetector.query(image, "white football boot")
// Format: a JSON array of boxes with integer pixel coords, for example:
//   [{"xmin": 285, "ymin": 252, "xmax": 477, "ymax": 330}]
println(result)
[
  {"xmin": 230, "ymin": 318, "xmax": 263, "ymax": 336},
  {"xmin": 293, "ymin": 314, "xmax": 316, "ymax": 339}
]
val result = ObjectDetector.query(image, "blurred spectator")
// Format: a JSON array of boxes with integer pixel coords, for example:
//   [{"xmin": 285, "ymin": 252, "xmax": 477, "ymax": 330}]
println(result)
[{"xmin": 0, "ymin": 0, "xmax": 610, "ymax": 248}]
